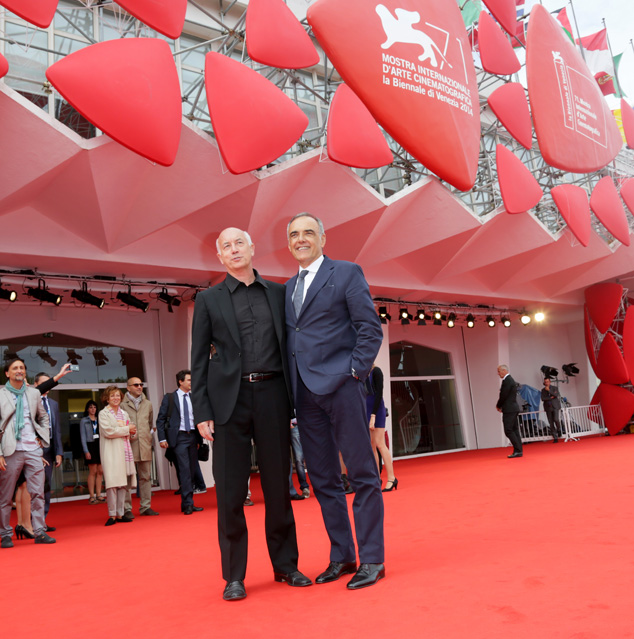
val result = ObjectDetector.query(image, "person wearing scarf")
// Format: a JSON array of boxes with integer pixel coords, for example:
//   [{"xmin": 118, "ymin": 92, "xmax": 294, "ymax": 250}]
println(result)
[
  {"xmin": 0, "ymin": 357, "xmax": 55, "ymax": 548},
  {"xmin": 98, "ymin": 386, "xmax": 137, "ymax": 526}
]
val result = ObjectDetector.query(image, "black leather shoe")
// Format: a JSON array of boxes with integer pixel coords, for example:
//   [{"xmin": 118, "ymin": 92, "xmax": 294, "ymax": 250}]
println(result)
[
  {"xmin": 140, "ymin": 509, "xmax": 159, "ymax": 516},
  {"xmin": 121, "ymin": 512, "xmax": 134, "ymax": 521},
  {"xmin": 183, "ymin": 507, "xmax": 193, "ymax": 515},
  {"xmin": 192, "ymin": 506, "xmax": 203, "ymax": 512},
  {"xmin": 223, "ymin": 580, "xmax": 246, "ymax": 601},
  {"xmin": 347, "ymin": 563, "xmax": 385, "ymax": 590},
  {"xmin": 105, "ymin": 517, "xmax": 117, "ymax": 526},
  {"xmin": 274, "ymin": 570, "xmax": 313, "ymax": 587},
  {"xmin": 290, "ymin": 493, "xmax": 305, "ymax": 500},
  {"xmin": 1, "ymin": 536, "xmax": 13, "ymax": 549},
  {"xmin": 45, "ymin": 525, "xmax": 56, "ymax": 532},
  {"xmin": 316, "ymin": 561, "xmax": 357, "ymax": 584},
  {"xmin": 507, "ymin": 452, "xmax": 523, "ymax": 458},
  {"xmin": 34, "ymin": 533, "xmax": 56, "ymax": 544}
]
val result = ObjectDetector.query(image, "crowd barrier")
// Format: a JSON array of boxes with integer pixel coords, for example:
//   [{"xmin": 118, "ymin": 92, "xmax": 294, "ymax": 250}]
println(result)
[{"xmin": 517, "ymin": 404, "xmax": 606, "ymax": 443}]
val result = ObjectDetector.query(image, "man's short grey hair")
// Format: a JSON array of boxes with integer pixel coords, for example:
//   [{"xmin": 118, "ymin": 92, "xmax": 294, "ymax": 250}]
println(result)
[
  {"xmin": 216, "ymin": 229, "xmax": 253, "ymax": 254},
  {"xmin": 287, "ymin": 212, "xmax": 325, "ymax": 237},
  {"xmin": 497, "ymin": 365, "xmax": 509, "ymax": 372}
]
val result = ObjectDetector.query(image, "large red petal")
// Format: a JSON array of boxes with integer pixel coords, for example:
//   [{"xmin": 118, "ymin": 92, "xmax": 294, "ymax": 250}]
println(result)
[
  {"xmin": 584, "ymin": 283, "xmax": 623, "ymax": 334},
  {"xmin": 0, "ymin": 0, "xmax": 58, "ymax": 28},
  {"xmin": 487, "ymin": 82, "xmax": 532, "ymax": 149},
  {"xmin": 590, "ymin": 177, "xmax": 631, "ymax": 246},
  {"xmin": 481, "ymin": 0, "xmax": 517, "ymax": 35},
  {"xmin": 115, "ymin": 0, "xmax": 187, "ymax": 39},
  {"xmin": 550, "ymin": 184, "xmax": 591, "ymax": 247},
  {"xmin": 596, "ymin": 333, "xmax": 629, "ymax": 385},
  {"xmin": 478, "ymin": 11, "xmax": 521, "ymax": 75},
  {"xmin": 0, "ymin": 53, "xmax": 8, "ymax": 80},
  {"xmin": 599, "ymin": 383, "xmax": 634, "ymax": 435},
  {"xmin": 621, "ymin": 98, "xmax": 634, "ymax": 149},
  {"xmin": 496, "ymin": 144, "xmax": 543, "ymax": 214},
  {"xmin": 205, "ymin": 52, "xmax": 308, "ymax": 174},
  {"xmin": 46, "ymin": 39, "xmax": 182, "ymax": 167}
]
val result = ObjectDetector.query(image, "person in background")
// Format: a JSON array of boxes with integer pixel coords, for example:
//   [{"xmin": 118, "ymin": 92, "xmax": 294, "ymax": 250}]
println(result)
[
  {"xmin": 541, "ymin": 378, "xmax": 562, "ymax": 443},
  {"xmin": 80, "ymin": 400, "xmax": 104, "ymax": 504},
  {"xmin": 366, "ymin": 365, "xmax": 397, "ymax": 492},
  {"xmin": 98, "ymin": 386, "xmax": 136, "ymax": 526},
  {"xmin": 496, "ymin": 365, "xmax": 523, "ymax": 459},
  {"xmin": 289, "ymin": 418, "xmax": 310, "ymax": 501}
]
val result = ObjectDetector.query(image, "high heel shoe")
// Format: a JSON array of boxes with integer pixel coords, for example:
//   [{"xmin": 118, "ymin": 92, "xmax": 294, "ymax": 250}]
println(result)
[
  {"xmin": 382, "ymin": 478, "xmax": 398, "ymax": 492},
  {"xmin": 15, "ymin": 524, "xmax": 35, "ymax": 540}
]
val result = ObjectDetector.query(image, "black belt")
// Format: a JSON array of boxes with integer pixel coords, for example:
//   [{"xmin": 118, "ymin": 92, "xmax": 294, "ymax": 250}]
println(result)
[{"xmin": 241, "ymin": 372, "xmax": 280, "ymax": 383}]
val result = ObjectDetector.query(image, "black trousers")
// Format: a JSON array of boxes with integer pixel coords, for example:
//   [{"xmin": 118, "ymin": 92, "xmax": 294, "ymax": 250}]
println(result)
[
  {"xmin": 42, "ymin": 447, "xmax": 55, "ymax": 518},
  {"xmin": 545, "ymin": 409, "xmax": 562, "ymax": 438},
  {"xmin": 503, "ymin": 412, "xmax": 523, "ymax": 454},
  {"xmin": 212, "ymin": 376, "xmax": 297, "ymax": 582},
  {"xmin": 173, "ymin": 431, "xmax": 198, "ymax": 511}
]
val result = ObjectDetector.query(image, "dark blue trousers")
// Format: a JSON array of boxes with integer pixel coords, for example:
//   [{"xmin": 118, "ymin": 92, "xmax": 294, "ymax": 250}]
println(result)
[{"xmin": 174, "ymin": 431, "xmax": 198, "ymax": 511}]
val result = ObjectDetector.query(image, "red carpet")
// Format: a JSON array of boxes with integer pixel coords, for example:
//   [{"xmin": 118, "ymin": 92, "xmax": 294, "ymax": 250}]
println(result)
[{"xmin": 6, "ymin": 436, "xmax": 634, "ymax": 638}]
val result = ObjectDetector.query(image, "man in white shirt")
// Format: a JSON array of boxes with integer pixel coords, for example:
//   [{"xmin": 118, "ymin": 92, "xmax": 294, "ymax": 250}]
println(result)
[{"xmin": 0, "ymin": 357, "xmax": 55, "ymax": 547}]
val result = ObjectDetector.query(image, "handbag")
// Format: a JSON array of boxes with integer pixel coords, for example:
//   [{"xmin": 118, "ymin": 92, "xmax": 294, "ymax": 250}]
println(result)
[{"xmin": 197, "ymin": 441, "xmax": 210, "ymax": 462}]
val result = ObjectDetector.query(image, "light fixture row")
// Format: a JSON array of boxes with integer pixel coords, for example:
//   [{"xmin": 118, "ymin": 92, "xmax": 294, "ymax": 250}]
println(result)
[{"xmin": 378, "ymin": 305, "xmax": 544, "ymax": 327}]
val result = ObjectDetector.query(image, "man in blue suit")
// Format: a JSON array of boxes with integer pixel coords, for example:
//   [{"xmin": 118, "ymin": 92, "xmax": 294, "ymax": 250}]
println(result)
[
  {"xmin": 34, "ymin": 373, "xmax": 63, "ymax": 530},
  {"xmin": 285, "ymin": 212, "xmax": 386, "ymax": 590}
]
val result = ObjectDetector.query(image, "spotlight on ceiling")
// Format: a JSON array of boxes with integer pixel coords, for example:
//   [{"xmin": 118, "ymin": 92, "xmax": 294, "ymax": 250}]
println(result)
[
  {"xmin": 3, "ymin": 350, "xmax": 19, "ymax": 362},
  {"xmin": 540, "ymin": 365, "xmax": 559, "ymax": 379},
  {"xmin": 433, "ymin": 310, "xmax": 442, "ymax": 320},
  {"xmin": 416, "ymin": 309, "xmax": 426, "ymax": 326},
  {"xmin": 433, "ymin": 317, "xmax": 442, "ymax": 326},
  {"xmin": 92, "ymin": 349, "xmax": 109, "ymax": 367},
  {"xmin": 65, "ymin": 349, "xmax": 82, "ymax": 365},
  {"xmin": 36, "ymin": 348, "xmax": 57, "ymax": 367},
  {"xmin": 116, "ymin": 289, "xmax": 149, "ymax": 313},
  {"xmin": 399, "ymin": 308, "xmax": 410, "ymax": 325},
  {"xmin": 71, "ymin": 282, "xmax": 105, "ymax": 309},
  {"xmin": 0, "ymin": 282, "xmax": 17, "ymax": 302},
  {"xmin": 378, "ymin": 306, "xmax": 391, "ymax": 324},
  {"xmin": 27, "ymin": 280, "xmax": 61, "ymax": 306},
  {"xmin": 466, "ymin": 314, "xmax": 475, "ymax": 328},
  {"xmin": 535, "ymin": 312, "xmax": 545, "ymax": 322},
  {"xmin": 447, "ymin": 312, "xmax": 456, "ymax": 328},
  {"xmin": 502, "ymin": 316, "xmax": 511, "ymax": 327},
  {"xmin": 562, "ymin": 363, "xmax": 579, "ymax": 377},
  {"xmin": 520, "ymin": 312, "xmax": 531, "ymax": 325},
  {"xmin": 486, "ymin": 315, "xmax": 496, "ymax": 327},
  {"xmin": 158, "ymin": 288, "xmax": 182, "ymax": 313}
]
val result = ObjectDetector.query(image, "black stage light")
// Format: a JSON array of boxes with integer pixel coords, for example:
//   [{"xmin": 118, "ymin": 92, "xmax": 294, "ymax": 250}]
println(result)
[
  {"xmin": 417, "ymin": 309, "xmax": 426, "ymax": 326},
  {"xmin": 502, "ymin": 316, "xmax": 511, "ymax": 327},
  {"xmin": 0, "ymin": 283, "xmax": 17, "ymax": 302},
  {"xmin": 3, "ymin": 350, "xmax": 19, "ymax": 362},
  {"xmin": 65, "ymin": 349, "xmax": 82, "ymax": 365},
  {"xmin": 71, "ymin": 283, "xmax": 105, "ymax": 309},
  {"xmin": 562, "ymin": 363, "xmax": 579, "ymax": 377},
  {"xmin": 117, "ymin": 289, "xmax": 149, "ymax": 313},
  {"xmin": 486, "ymin": 315, "xmax": 496, "ymax": 327},
  {"xmin": 520, "ymin": 313, "xmax": 531, "ymax": 325},
  {"xmin": 433, "ymin": 317, "xmax": 442, "ymax": 326},
  {"xmin": 158, "ymin": 288, "xmax": 182, "ymax": 313},
  {"xmin": 399, "ymin": 308, "xmax": 410, "ymax": 325},
  {"xmin": 447, "ymin": 313, "xmax": 456, "ymax": 328},
  {"xmin": 92, "ymin": 349, "xmax": 109, "ymax": 367},
  {"xmin": 466, "ymin": 314, "xmax": 475, "ymax": 328},
  {"xmin": 378, "ymin": 306, "xmax": 391, "ymax": 324},
  {"xmin": 540, "ymin": 365, "xmax": 559, "ymax": 379},
  {"xmin": 27, "ymin": 280, "xmax": 61, "ymax": 306},
  {"xmin": 433, "ymin": 310, "xmax": 442, "ymax": 320},
  {"xmin": 36, "ymin": 348, "xmax": 57, "ymax": 367}
]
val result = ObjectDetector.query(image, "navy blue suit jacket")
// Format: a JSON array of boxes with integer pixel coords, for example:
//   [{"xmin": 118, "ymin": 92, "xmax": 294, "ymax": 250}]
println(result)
[
  {"xmin": 156, "ymin": 392, "xmax": 201, "ymax": 449},
  {"xmin": 285, "ymin": 255, "xmax": 383, "ymax": 398}
]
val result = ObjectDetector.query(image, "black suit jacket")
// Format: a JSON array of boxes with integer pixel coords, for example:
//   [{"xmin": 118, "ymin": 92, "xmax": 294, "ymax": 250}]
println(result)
[
  {"xmin": 44, "ymin": 396, "xmax": 63, "ymax": 457},
  {"xmin": 190, "ymin": 273, "xmax": 292, "ymax": 426},
  {"xmin": 497, "ymin": 374, "xmax": 520, "ymax": 413},
  {"xmin": 156, "ymin": 391, "xmax": 201, "ymax": 449}
]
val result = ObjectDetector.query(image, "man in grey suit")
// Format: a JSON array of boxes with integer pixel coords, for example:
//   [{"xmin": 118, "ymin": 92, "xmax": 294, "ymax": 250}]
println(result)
[{"xmin": 0, "ymin": 357, "xmax": 55, "ymax": 547}]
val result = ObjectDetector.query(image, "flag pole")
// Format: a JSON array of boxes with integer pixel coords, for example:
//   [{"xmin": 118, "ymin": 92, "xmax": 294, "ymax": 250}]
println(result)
[
  {"xmin": 603, "ymin": 18, "xmax": 623, "ymax": 98},
  {"xmin": 568, "ymin": 0, "xmax": 587, "ymax": 62}
]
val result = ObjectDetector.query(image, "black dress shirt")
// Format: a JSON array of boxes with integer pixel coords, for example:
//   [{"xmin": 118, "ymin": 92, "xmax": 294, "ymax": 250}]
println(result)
[{"xmin": 226, "ymin": 271, "xmax": 283, "ymax": 375}]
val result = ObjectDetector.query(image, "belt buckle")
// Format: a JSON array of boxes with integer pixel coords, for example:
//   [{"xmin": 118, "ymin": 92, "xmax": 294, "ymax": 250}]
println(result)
[{"xmin": 248, "ymin": 373, "xmax": 260, "ymax": 383}]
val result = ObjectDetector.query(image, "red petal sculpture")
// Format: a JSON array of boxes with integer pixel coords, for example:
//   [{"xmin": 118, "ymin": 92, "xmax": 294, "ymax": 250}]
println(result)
[
  {"xmin": 481, "ymin": 0, "xmax": 517, "ymax": 35},
  {"xmin": 205, "ymin": 52, "xmax": 308, "ymax": 174},
  {"xmin": 478, "ymin": 11, "xmax": 521, "ymax": 76},
  {"xmin": 487, "ymin": 82, "xmax": 532, "ymax": 149},
  {"xmin": 596, "ymin": 333, "xmax": 629, "ymax": 385},
  {"xmin": 0, "ymin": 0, "xmax": 58, "ymax": 28},
  {"xmin": 621, "ymin": 178, "xmax": 634, "ymax": 215},
  {"xmin": 584, "ymin": 282, "xmax": 623, "ymax": 334},
  {"xmin": 0, "ymin": 53, "xmax": 8, "ymax": 80},
  {"xmin": 622, "ymin": 307, "xmax": 634, "ymax": 382},
  {"xmin": 246, "ymin": 0, "xmax": 320, "ymax": 69},
  {"xmin": 496, "ymin": 144, "xmax": 543, "ymax": 214},
  {"xmin": 621, "ymin": 98, "xmax": 634, "ymax": 149},
  {"xmin": 327, "ymin": 84, "xmax": 393, "ymax": 169},
  {"xmin": 46, "ymin": 39, "xmax": 182, "ymax": 167},
  {"xmin": 599, "ymin": 383, "xmax": 634, "ymax": 435},
  {"xmin": 307, "ymin": 0, "xmax": 481, "ymax": 191},
  {"xmin": 526, "ymin": 5, "xmax": 622, "ymax": 173},
  {"xmin": 589, "ymin": 177, "xmax": 631, "ymax": 246},
  {"xmin": 550, "ymin": 184, "xmax": 591, "ymax": 247},
  {"xmin": 115, "ymin": 0, "xmax": 187, "ymax": 40},
  {"xmin": 584, "ymin": 305, "xmax": 599, "ymax": 376}
]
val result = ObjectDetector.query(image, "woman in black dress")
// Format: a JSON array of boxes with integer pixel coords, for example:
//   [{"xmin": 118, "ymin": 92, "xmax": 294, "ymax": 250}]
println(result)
[{"xmin": 80, "ymin": 400, "xmax": 104, "ymax": 504}]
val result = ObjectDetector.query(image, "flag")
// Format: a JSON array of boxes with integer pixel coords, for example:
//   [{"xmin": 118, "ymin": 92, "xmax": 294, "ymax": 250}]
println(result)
[
  {"xmin": 578, "ymin": 29, "xmax": 616, "ymax": 96},
  {"xmin": 613, "ymin": 53, "xmax": 626, "ymax": 98},
  {"xmin": 516, "ymin": 0, "xmax": 525, "ymax": 20},
  {"xmin": 459, "ymin": 0, "xmax": 481, "ymax": 28},
  {"xmin": 553, "ymin": 7, "xmax": 574, "ymax": 44},
  {"xmin": 512, "ymin": 20, "xmax": 527, "ymax": 48}
]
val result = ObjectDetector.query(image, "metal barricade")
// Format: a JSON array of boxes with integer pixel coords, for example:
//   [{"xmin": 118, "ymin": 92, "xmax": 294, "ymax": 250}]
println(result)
[{"xmin": 517, "ymin": 404, "xmax": 605, "ymax": 443}]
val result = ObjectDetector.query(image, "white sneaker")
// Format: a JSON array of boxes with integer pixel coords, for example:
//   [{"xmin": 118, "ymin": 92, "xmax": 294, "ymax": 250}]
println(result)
[
  {"xmin": 302, "ymin": 488, "xmax": 310, "ymax": 499},
  {"xmin": 193, "ymin": 488, "xmax": 207, "ymax": 494}
]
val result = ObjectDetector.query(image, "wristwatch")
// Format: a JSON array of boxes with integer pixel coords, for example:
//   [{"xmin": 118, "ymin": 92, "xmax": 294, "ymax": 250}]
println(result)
[{"xmin": 351, "ymin": 368, "xmax": 360, "ymax": 380}]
